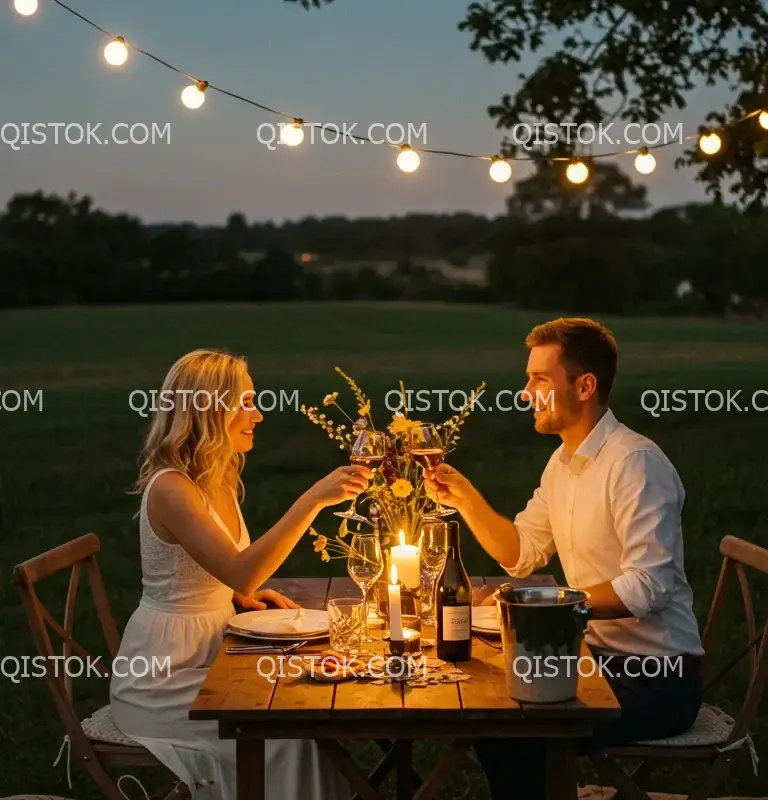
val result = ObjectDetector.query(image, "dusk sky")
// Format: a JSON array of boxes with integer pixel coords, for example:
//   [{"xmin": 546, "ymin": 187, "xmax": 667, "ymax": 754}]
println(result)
[{"xmin": 1, "ymin": 0, "xmax": 733, "ymax": 224}]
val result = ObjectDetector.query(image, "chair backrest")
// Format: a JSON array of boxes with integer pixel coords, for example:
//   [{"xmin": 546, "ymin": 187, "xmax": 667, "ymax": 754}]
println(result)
[
  {"xmin": 12, "ymin": 533, "xmax": 121, "ymax": 740},
  {"xmin": 699, "ymin": 534, "xmax": 768, "ymax": 741}
]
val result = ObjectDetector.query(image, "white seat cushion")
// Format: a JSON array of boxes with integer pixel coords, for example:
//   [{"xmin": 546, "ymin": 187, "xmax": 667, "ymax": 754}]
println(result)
[
  {"xmin": 80, "ymin": 705, "xmax": 140, "ymax": 747},
  {"xmin": 634, "ymin": 703, "xmax": 735, "ymax": 747}
]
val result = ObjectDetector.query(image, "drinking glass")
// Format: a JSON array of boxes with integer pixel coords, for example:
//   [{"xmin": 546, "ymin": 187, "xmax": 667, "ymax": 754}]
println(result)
[
  {"xmin": 408, "ymin": 423, "xmax": 456, "ymax": 519},
  {"xmin": 334, "ymin": 430, "xmax": 386, "ymax": 524},
  {"xmin": 419, "ymin": 522, "xmax": 448, "ymax": 627},
  {"xmin": 347, "ymin": 531, "xmax": 384, "ymax": 643},
  {"xmin": 327, "ymin": 598, "xmax": 365, "ymax": 655}
]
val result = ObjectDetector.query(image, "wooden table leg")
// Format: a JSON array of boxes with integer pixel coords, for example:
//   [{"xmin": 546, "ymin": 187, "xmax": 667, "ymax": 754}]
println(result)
[
  {"xmin": 236, "ymin": 739, "xmax": 265, "ymax": 800},
  {"xmin": 545, "ymin": 739, "xmax": 578, "ymax": 800},
  {"xmin": 395, "ymin": 740, "xmax": 413, "ymax": 800}
]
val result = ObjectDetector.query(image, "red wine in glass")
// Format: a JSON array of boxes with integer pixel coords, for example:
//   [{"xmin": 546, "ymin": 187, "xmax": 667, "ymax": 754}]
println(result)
[
  {"xmin": 410, "ymin": 449, "xmax": 444, "ymax": 470},
  {"xmin": 350, "ymin": 454, "xmax": 385, "ymax": 470}
]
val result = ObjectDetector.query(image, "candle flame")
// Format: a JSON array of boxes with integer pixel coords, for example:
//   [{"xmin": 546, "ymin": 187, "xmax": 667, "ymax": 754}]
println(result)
[
  {"xmin": 399, "ymin": 530, "xmax": 405, "ymax": 546},
  {"xmin": 390, "ymin": 564, "xmax": 398, "ymax": 584}
]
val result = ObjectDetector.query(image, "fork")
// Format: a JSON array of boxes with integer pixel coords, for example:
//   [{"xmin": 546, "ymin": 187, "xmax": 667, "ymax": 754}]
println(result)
[{"xmin": 225, "ymin": 640, "xmax": 306, "ymax": 655}]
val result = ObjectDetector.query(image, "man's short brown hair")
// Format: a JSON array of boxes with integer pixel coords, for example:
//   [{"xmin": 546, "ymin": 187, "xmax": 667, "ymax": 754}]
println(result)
[{"xmin": 525, "ymin": 317, "xmax": 618, "ymax": 405}]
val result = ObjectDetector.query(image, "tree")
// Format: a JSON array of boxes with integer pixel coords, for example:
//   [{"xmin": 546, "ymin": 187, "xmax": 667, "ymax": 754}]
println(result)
[
  {"xmin": 455, "ymin": 0, "xmax": 768, "ymax": 211},
  {"xmin": 507, "ymin": 160, "xmax": 648, "ymax": 220}
]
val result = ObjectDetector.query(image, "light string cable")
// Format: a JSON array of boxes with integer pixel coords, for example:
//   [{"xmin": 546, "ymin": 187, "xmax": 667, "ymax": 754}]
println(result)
[{"xmin": 11, "ymin": 0, "xmax": 768, "ymax": 182}]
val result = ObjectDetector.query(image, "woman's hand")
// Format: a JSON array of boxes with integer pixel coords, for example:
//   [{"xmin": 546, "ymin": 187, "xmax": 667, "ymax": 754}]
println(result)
[
  {"xmin": 306, "ymin": 465, "xmax": 372, "ymax": 508},
  {"xmin": 233, "ymin": 589, "xmax": 299, "ymax": 610}
]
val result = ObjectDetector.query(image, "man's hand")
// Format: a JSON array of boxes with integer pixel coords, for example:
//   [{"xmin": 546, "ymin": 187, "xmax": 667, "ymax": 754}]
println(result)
[
  {"xmin": 233, "ymin": 589, "xmax": 299, "ymax": 610},
  {"xmin": 424, "ymin": 463, "xmax": 477, "ymax": 513}
]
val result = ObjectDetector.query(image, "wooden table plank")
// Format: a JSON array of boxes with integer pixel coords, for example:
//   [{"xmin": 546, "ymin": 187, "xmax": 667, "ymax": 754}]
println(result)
[{"xmin": 459, "ymin": 638, "xmax": 521, "ymax": 716}]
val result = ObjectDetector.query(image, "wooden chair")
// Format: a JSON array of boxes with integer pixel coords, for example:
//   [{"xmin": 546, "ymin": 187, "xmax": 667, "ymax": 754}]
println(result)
[
  {"xmin": 590, "ymin": 534, "xmax": 768, "ymax": 800},
  {"xmin": 12, "ymin": 533, "xmax": 189, "ymax": 800}
]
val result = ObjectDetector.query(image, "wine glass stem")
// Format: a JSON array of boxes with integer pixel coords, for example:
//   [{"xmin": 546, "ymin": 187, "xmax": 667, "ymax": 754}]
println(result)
[{"xmin": 361, "ymin": 585, "xmax": 369, "ymax": 638}]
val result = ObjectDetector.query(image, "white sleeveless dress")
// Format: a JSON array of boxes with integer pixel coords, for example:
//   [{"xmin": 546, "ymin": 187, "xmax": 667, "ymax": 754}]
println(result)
[{"xmin": 110, "ymin": 468, "xmax": 349, "ymax": 799}]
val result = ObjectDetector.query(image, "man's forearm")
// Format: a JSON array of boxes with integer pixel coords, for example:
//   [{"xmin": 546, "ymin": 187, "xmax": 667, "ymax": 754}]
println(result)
[
  {"xmin": 579, "ymin": 581, "xmax": 632, "ymax": 619},
  {"xmin": 459, "ymin": 489, "xmax": 522, "ymax": 569}
]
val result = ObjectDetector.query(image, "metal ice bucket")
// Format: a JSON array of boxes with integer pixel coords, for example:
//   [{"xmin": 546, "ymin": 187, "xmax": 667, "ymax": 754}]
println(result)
[{"xmin": 497, "ymin": 584, "xmax": 591, "ymax": 703}]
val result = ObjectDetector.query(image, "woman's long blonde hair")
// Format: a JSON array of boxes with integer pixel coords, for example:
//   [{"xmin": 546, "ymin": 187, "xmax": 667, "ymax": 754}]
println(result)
[{"xmin": 133, "ymin": 348, "xmax": 250, "ymax": 501}]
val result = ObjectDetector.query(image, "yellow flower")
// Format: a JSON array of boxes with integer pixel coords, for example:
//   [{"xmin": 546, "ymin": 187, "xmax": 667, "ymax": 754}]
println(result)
[
  {"xmin": 323, "ymin": 392, "xmax": 338, "ymax": 406},
  {"xmin": 313, "ymin": 535, "xmax": 328, "ymax": 552},
  {"xmin": 357, "ymin": 401, "xmax": 371, "ymax": 416},
  {"xmin": 390, "ymin": 479, "xmax": 413, "ymax": 498},
  {"xmin": 388, "ymin": 415, "xmax": 422, "ymax": 435}
]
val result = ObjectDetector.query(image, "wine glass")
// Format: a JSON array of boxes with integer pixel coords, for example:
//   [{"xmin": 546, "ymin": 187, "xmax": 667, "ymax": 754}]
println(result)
[
  {"xmin": 408, "ymin": 423, "xmax": 456, "ymax": 519},
  {"xmin": 334, "ymin": 430, "xmax": 386, "ymax": 524},
  {"xmin": 347, "ymin": 532, "xmax": 384, "ymax": 643},
  {"xmin": 419, "ymin": 522, "xmax": 447, "ymax": 627}
]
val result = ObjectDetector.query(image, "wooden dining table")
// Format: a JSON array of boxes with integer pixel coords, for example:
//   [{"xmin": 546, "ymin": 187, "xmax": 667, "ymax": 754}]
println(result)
[{"xmin": 189, "ymin": 574, "xmax": 620, "ymax": 800}]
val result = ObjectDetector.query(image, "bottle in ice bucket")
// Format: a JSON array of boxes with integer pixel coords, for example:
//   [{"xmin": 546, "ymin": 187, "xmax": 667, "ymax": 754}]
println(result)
[{"xmin": 435, "ymin": 520, "xmax": 472, "ymax": 662}]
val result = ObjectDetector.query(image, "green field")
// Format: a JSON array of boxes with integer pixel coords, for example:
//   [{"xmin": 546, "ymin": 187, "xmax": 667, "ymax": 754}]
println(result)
[{"xmin": 1, "ymin": 302, "xmax": 767, "ymax": 798}]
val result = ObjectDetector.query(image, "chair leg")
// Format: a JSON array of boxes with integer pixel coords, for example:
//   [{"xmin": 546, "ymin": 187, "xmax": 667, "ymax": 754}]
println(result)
[
  {"xmin": 589, "ymin": 756, "xmax": 652, "ymax": 800},
  {"xmin": 686, "ymin": 754, "xmax": 733, "ymax": 800},
  {"xmin": 612, "ymin": 760, "xmax": 654, "ymax": 800}
]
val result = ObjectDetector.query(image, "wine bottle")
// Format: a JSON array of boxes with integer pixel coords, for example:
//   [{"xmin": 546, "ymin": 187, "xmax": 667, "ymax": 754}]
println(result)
[{"xmin": 436, "ymin": 522, "xmax": 472, "ymax": 661}]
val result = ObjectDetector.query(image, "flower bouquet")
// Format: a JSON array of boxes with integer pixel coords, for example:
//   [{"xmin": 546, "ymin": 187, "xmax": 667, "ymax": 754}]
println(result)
[{"xmin": 300, "ymin": 367, "xmax": 486, "ymax": 563}]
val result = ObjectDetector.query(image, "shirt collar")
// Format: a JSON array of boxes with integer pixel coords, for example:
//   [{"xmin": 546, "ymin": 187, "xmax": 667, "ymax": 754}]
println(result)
[{"xmin": 559, "ymin": 408, "xmax": 619, "ymax": 474}]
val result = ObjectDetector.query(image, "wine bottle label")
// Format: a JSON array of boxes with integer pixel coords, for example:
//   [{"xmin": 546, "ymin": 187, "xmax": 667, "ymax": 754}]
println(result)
[{"xmin": 442, "ymin": 606, "xmax": 470, "ymax": 641}]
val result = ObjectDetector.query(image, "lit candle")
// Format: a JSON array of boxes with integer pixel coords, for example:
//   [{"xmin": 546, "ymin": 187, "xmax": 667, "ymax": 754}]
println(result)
[
  {"xmin": 388, "ymin": 564, "xmax": 403, "ymax": 641},
  {"xmin": 390, "ymin": 530, "xmax": 420, "ymax": 589}
]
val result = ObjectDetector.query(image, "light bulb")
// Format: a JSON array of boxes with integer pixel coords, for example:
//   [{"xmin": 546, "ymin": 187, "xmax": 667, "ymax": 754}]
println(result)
[
  {"xmin": 280, "ymin": 122, "xmax": 304, "ymax": 147},
  {"xmin": 489, "ymin": 158, "xmax": 512, "ymax": 183},
  {"xmin": 104, "ymin": 37, "xmax": 128, "ymax": 67},
  {"xmin": 699, "ymin": 132, "xmax": 721, "ymax": 155},
  {"xmin": 181, "ymin": 82, "xmax": 206, "ymax": 110},
  {"xmin": 566, "ymin": 160, "xmax": 589, "ymax": 184},
  {"xmin": 634, "ymin": 150, "xmax": 656, "ymax": 175},
  {"xmin": 759, "ymin": 111, "xmax": 768, "ymax": 131},
  {"xmin": 13, "ymin": 0, "xmax": 38, "ymax": 16},
  {"xmin": 397, "ymin": 146, "xmax": 420, "ymax": 173}
]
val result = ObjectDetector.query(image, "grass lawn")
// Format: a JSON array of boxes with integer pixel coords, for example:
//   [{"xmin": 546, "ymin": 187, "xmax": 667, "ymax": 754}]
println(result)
[{"xmin": 1, "ymin": 302, "xmax": 767, "ymax": 798}]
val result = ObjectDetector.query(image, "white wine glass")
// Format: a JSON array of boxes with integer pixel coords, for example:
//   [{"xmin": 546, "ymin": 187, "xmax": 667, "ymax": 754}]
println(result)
[
  {"xmin": 334, "ymin": 430, "xmax": 386, "ymax": 524},
  {"xmin": 347, "ymin": 532, "xmax": 383, "ymax": 643},
  {"xmin": 408, "ymin": 423, "xmax": 456, "ymax": 519},
  {"xmin": 419, "ymin": 522, "xmax": 447, "ymax": 627}
]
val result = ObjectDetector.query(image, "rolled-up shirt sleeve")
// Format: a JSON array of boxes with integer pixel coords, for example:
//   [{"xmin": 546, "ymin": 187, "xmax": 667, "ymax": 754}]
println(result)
[
  {"xmin": 503, "ymin": 469, "xmax": 556, "ymax": 577},
  {"xmin": 609, "ymin": 449, "xmax": 684, "ymax": 619}
]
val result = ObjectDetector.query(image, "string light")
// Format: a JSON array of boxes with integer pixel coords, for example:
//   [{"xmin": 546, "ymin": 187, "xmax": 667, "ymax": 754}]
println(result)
[
  {"xmin": 181, "ymin": 81, "xmax": 207, "ymax": 110},
  {"xmin": 104, "ymin": 36, "xmax": 128, "ymax": 67},
  {"xmin": 634, "ymin": 147, "xmax": 656, "ymax": 175},
  {"xmin": 13, "ymin": 0, "xmax": 38, "ymax": 16},
  {"xmin": 566, "ymin": 160, "xmax": 589, "ymax": 184},
  {"xmin": 699, "ymin": 131, "xmax": 722, "ymax": 155},
  {"xmin": 14, "ymin": 0, "xmax": 768, "ymax": 187},
  {"xmin": 489, "ymin": 156, "xmax": 512, "ymax": 183},
  {"xmin": 280, "ymin": 120, "xmax": 304, "ymax": 147},
  {"xmin": 397, "ymin": 145, "xmax": 420, "ymax": 173}
]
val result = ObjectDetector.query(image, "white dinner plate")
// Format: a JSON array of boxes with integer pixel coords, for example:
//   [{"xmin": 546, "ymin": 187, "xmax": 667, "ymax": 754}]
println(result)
[
  {"xmin": 471, "ymin": 605, "xmax": 501, "ymax": 634},
  {"xmin": 227, "ymin": 608, "xmax": 329, "ymax": 638}
]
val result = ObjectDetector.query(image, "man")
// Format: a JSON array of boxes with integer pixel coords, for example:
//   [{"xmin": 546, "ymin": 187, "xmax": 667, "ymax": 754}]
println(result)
[{"xmin": 424, "ymin": 317, "xmax": 703, "ymax": 800}]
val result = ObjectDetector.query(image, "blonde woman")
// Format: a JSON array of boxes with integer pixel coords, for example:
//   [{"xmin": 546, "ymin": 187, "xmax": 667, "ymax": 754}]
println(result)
[{"xmin": 110, "ymin": 349, "xmax": 371, "ymax": 799}]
